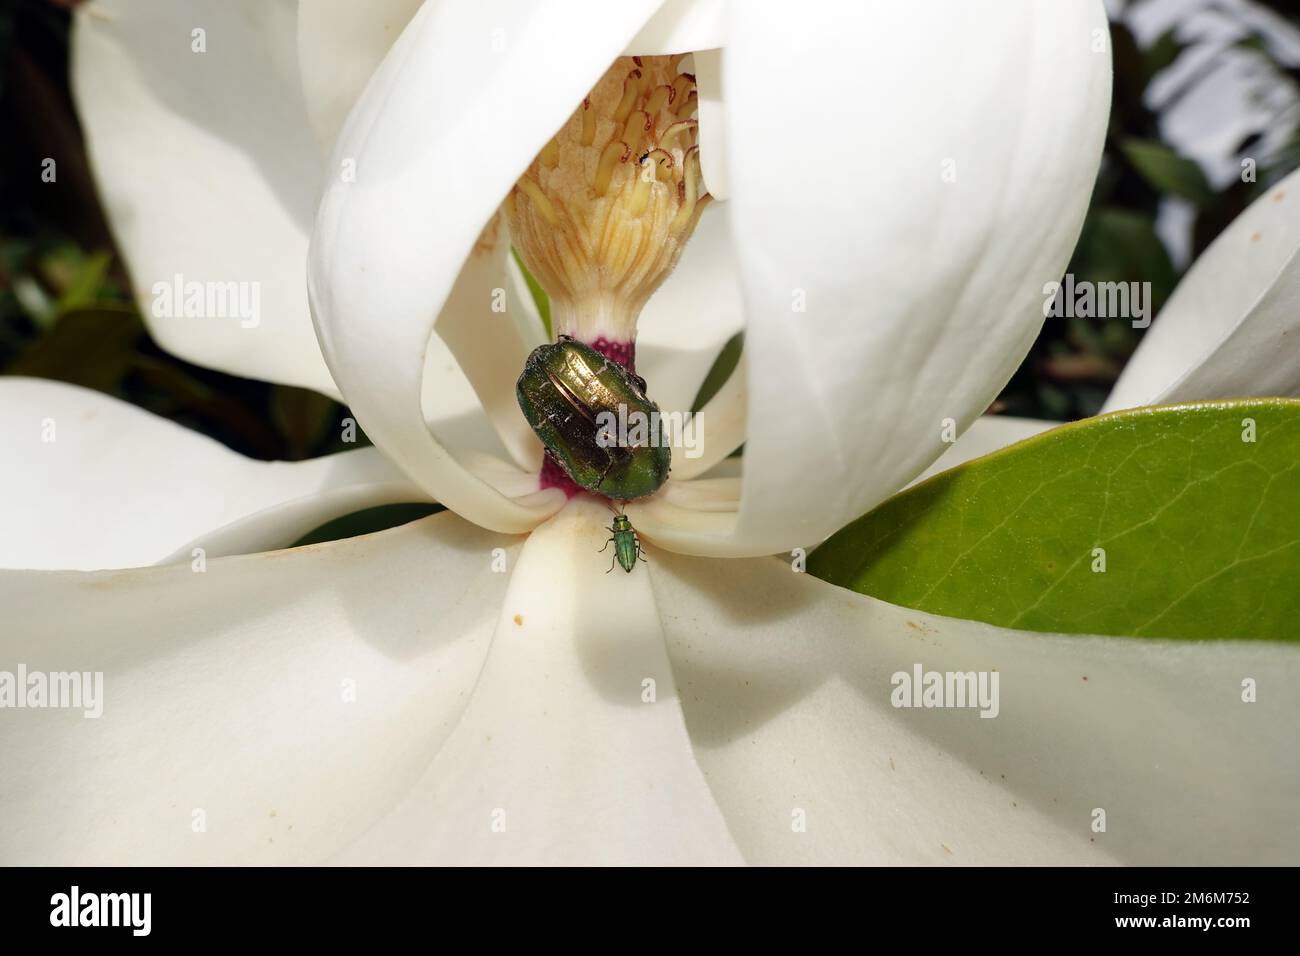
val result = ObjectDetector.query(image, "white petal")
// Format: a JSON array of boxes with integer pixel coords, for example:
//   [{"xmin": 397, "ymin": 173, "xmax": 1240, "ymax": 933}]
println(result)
[
  {"xmin": 679, "ymin": 0, "xmax": 1112, "ymax": 558},
  {"xmin": 431, "ymin": 220, "xmax": 545, "ymax": 473},
  {"xmin": 296, "ymin": 0, "xmax": 423, "ymax": 151},
  {"xmin": 157, "ymin": 446, "xmax": 432, "ymax": 564},
  {"xmin": 505, "ymin": 254, "xmax": 550, "ymax": 350},
  {"xmin": 72, "ymin": 0, "xmax": 337, "ymax": 395},
  {"xmin": 626, "ymin": 356, "xmax": 749, "ymax": 546},
  {"xmin": 624, "ymin": 0, "xmax": 727, "ymax": 55},
  {"xmin": 421, "ymin": 325, "xmax": 558, "ymax": 506},
  {"xmin": 0, "ymin": 378, "xmax": 424, "ymax": 570},
  {"xmin": 0, "ymin": 513, "xmax": 514, "ymax": 864},
  {"xmin": 1103, "ymin": 169, "xmax": 1300, "ymax": 412},
  {"xmin": 630, "ymin": 488, "xmax": 741, "ymax": 553},
  {"xmin": 658, "ymin": 476, "xmax": 741, "ymax": 512},
  {"xmin": 652, "ymin": 550, "xmax": 1300, "ymax": 864},
  {"xmin": 334, "ymin": 498, "xmax": 743, "ymax": 865},
  {"xmin": 696, "ymin": 456, "xmax": 743, "ymax": 480},
  {"xmin": 668, "ymin": 361, "xmax": 747, "ymax": 482},
  {"xmin": 636, "ymin": 202, "xmax": 746, "ymax": 416},
  {"xmin": 912, "ymin": 415, "xmax": 1057, "ymax": 485},
  {"xmin": 693, "ymin": 48, "xmax": 730, "ymax": 201},
  {"xmin": 308, "ymin": 0, "xmax": 666, "ymax": 532}
]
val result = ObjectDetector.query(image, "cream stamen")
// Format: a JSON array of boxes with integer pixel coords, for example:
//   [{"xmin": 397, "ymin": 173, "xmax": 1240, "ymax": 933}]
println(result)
[{"xmin": 505, "ymin": 55, "xmax": 710, "ymax": 347}]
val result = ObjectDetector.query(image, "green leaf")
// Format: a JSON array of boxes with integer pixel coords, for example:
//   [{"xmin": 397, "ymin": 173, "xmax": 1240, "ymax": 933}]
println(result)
[
  {"xmin": 1071, "ymin": 206, "xmax": 1176, "ymax": 313},
  {"xmin": 808, "ymin": 401, "xmax": 1300, "ymax": 642},
  {"xmin": 1142, "ymin": 28, "xmax": 1183, "ymax": 85},
  {"xmin": 5, "ymin": 305, "xmax": 142, "ymax": 391},
  {"xmin": 691, "ymin": 332, "xmax": 744, "ymax": 457},
  {"xmin": 54, "ymin": 249, "xmax": 114, "ymax": 315},
  {"xmin": 290, "ymin": 503, "xmax": 445, "ymax": 548},
  {"xmin": 511, "ymin": 247, "xmax": 551, "ymax": 339},
  {"xmin": 690, "ymin": 331, "xmax": 742, "ymax": 413},
  {"xmin": 1118, "ymin": 138, "xmax": 1215, "ymax": 205}
]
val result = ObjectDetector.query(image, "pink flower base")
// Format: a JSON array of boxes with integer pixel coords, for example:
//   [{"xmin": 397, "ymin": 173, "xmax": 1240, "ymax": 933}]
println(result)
[{"xmin": 586, "ymin": 336, "xmax": 635, "ymax": 372}]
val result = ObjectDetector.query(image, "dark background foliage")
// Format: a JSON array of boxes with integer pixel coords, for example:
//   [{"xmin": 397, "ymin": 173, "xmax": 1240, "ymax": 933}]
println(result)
[{"xmin": 2, "ymin": 0, "xmax": 1298, "ymax": 460}]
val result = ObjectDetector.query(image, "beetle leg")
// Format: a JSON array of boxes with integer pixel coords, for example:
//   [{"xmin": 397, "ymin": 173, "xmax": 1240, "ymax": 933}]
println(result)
[
  {"xmin": 606, "ymin": 553, "xmax": 617, "ymax": 573},
  {"xmin": 595, "ymin": 452, "xmax": 616, "ymax": 491},
  {"xmin": 598, "ymin": 536, "xmax": 614, "ymax": 553},
  {"xmin": 595, "ymin": 444, "xmax": 632, "ymax": 493}
]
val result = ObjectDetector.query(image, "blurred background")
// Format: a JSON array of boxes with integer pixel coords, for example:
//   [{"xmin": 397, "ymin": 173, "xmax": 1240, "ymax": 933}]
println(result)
[{"xmin": 2, "ymin": 0, "xmax": 1299, "ymax": 461}]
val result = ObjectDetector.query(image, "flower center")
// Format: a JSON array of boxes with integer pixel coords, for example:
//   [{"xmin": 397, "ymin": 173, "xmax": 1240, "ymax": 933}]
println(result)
[{"xmin": 505, "ymin": 54, "xmax": 708, "ymax": 371}]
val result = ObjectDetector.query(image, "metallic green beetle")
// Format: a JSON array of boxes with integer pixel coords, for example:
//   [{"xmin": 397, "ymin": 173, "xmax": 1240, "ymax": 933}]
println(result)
[
  {"xmin": 600, "ymin": 512, "xmax": 645, "ymax": 573},
  {"xmin": 516, "ymin": 336, "xmax": 671, "ymax": 500}
]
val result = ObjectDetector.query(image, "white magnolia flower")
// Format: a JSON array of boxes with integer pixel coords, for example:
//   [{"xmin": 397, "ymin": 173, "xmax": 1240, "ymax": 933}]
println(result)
[{"xmin": 3, "ymin": 0, "xmax": 1298, "ymax": 865}]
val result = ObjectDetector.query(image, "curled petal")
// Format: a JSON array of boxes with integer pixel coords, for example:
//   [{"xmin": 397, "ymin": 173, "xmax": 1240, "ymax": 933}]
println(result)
[
  {"xmin": 624, "ymin": 0, "xmax": 727, "ymax": 55},
  {"xmin": 660, "ymin": 0, "xmax": 1111, "ymax": 557},
  {"xmin": 296, "ymin": 0, "xmax": 423, "ymax": 151},
  {"xmin": 692, "ymin": 48, "xmax": 730, "ymax": 201},
  {"xmin": 662, "ymin": 363, "xmax": 746, "ymax": 483},
  {"xmin": 430, "ymin": 224, "xmax": 546, "ymax": 473},
  {"xmin": 1104, "ymin": 169, "xmax": 1300, "ymax": 411},
  {"xmin": 636, "ymin": 203, "xmax": 747, "ymax": 416},
  {"xmin": 308, "ymin": 0, "xmax": 667, "ymax": 532}
]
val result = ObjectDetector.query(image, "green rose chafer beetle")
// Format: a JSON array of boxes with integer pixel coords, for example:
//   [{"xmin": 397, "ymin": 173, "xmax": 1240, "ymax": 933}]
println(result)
[{"xmin": 516, "ymin": 336, "xmax": 671, "ymax": 501}]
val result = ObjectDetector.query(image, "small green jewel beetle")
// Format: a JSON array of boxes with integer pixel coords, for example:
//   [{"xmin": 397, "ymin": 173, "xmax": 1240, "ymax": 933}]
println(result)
[
  {"xmin": 600, "ymin": 511, "xmax": 646, "ymax": 573},
  {"xmin": 516, "ymin": 336, "xmax": 671, "ymax": 500}
]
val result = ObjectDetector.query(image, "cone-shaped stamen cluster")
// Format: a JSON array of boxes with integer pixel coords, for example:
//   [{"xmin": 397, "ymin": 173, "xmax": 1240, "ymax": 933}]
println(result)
[{"xmin": 505, "ymin": 55, "xmax": 708, "ymax": 369}]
